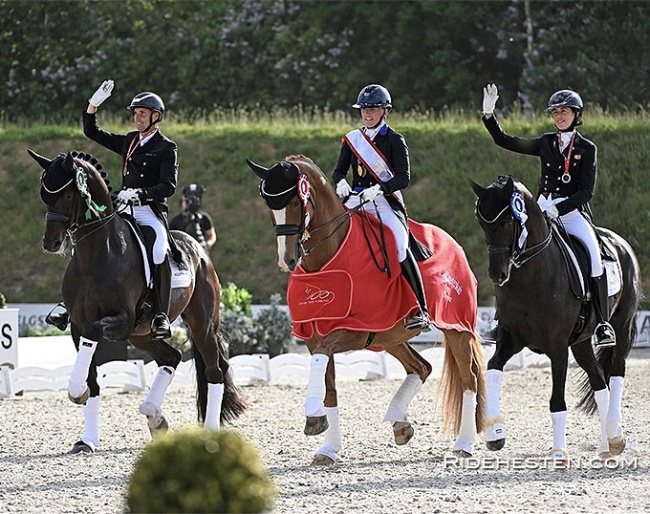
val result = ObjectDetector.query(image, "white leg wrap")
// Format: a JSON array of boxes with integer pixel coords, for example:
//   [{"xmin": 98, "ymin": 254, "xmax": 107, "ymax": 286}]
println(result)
[
  {"xmin": 81, "ymin": 395, "xmax": 101, "ymax": 451},
  {"xmin": 68, "ymin": 337, "xmax": 98, "ymax": 398},
  {"xmin": 485, "ymin": 369, "xmax": 503, "ymax": 421},
  {"xmin": 204, "ymin": 383, "xmax": 224, "ymax": 430},
  {"xmin": 140, "ymin": 365, "xmax": 175, "ymax": 417},
  {"xmin": 551, "ymin": 410, "xmax": 568, "ymax": 450},
  {"xmin": 384, "ymin": 374, "xmax": 422, "ymax": 422},
  {"xmin": 607, "ymin": 376, "xmax": 624, "ymax": 438},
  {"xmin": 594, "ymin": 388, "xmax": 610, "ymax": 453},
  {"xmin": 316, "ymin": 406, "xmax": 342, "ymax": 461},
  {"xmin": 305, "ymin": 354, "xmax": 329, "ymax": 417}
]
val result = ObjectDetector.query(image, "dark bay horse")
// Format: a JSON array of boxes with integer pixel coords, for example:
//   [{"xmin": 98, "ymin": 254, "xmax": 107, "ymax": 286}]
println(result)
[
  {"xmin": 472, "ymin": 175, "xmax": 640, "ymax": 461},
  {"xmin": 30, "ymin": 149, "xmax": 246, "ymax": 453},
  {"xmin": 248, "ymin": 155, "xmax": 486, "ymax": 465}
]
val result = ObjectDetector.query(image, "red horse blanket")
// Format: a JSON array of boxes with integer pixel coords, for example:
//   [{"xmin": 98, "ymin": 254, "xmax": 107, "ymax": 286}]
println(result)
[{"xmin": 287, "ymin": 212, "xmax": 478, "ymax": 340}]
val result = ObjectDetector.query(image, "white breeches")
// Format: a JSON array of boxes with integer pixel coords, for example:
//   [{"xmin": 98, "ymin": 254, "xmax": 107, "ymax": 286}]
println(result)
[
  {"xmin": 345, "ymin": 194, "xmax": 407, "ymax": 261},
  {"xmin": 538, "ymin": 195, "xmax": 603, "ymax": 276},
  {"xmin": 118, "ymin": 204, "xmax": 169, "ymax": 264}
]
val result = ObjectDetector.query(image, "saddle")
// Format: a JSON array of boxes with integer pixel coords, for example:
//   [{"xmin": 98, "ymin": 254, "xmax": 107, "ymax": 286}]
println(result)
[
  {"xmin": 118, "ymin": 212, "xmax": 190, "ymax": 326},
  {"xmin": 551, "ymin": 221, "xmax": 621, "ymax": 344}
]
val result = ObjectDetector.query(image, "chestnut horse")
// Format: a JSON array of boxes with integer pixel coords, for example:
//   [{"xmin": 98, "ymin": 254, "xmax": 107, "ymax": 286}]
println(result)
[
  {"xmin": 30, "ymin": 149, "xmax": 246, "ymax": 453},
  {"xmin": 248, "ymin": 155, "xmax": 486, "ymax": 465}
]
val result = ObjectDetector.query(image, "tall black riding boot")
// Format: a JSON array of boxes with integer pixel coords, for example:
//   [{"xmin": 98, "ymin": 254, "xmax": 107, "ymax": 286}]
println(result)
[
  {"xmin": 400, "ymin": 248, "xmax": 432, "ymax": 332},
  {"xmin": 152, "ymin": 257, "xmax": 172, "ymax": 340},
  {"xmin": 592, "ymin": 274, "xmax": 616, "ymax": 348},
  {"xmin": 45, "ymin": 302, "xmax": 70, "ymax": 331}
]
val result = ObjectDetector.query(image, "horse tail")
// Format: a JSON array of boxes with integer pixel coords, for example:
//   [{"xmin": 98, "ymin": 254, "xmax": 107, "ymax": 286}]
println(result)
[
  {"xmin": 438, "ymin": 331, "xmax": 487, "ymax": 435},
  {"xmin": 192, "ymin": 326, "xmax": 248, "ymax": 423},
  {"xmin": 576, "ymin": 320, "xmax": 637, "ymax": 415},
  {"xmin": 216, "ymin": 327, "xmax": 248, "ymax": 423}
]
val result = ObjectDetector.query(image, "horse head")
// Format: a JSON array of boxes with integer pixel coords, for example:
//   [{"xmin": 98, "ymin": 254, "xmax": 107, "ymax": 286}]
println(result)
[
  {"xmin": 472, "ymin": 175, "xmax": 545, "ymax": 286},
  {"xmin": 248, "ymin": 155, "xmax": 346, "ymax": 272},
  {"xmin": 29, "ymin": 149, "xmax": 113, "ymax": 254}
]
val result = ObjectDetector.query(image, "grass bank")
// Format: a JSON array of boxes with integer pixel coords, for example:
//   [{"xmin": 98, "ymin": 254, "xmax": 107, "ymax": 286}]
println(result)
[{"xmin": 1, "ymin": 110, "xmax": 648, "ymax": 309}]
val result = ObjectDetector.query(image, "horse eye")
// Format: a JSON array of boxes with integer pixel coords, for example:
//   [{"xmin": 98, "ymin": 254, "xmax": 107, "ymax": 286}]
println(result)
[{"xmin": 65, "ymin": 191, "xmax": 74, "ymax": 200}]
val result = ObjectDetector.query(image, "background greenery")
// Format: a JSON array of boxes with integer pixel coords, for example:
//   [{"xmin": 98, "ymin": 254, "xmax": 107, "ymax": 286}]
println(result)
[
  {"xmin": 1, "ymin": 110, "xmax": 648, "ymax": 309},
  {"xmin": 1, "ymin": 0, "xmax": 649, "ymax": 122}
]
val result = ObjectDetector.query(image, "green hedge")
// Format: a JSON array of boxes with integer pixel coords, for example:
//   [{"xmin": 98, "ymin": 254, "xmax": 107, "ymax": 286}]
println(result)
[{"xmin": 1, "ymin": 111, "xmax": 648, "ymax": 308}]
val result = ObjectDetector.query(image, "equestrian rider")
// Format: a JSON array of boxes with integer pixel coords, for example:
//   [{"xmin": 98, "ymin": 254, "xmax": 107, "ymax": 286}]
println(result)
[
  {"xmin": 46, "ymin": 80, "xmax": 178, "ymax": 340},
  {"xmin": 481, "ymin": 84, "xmax": 616, "ymax": 348},
  {"xmin": 332, "ymin": 84, "xmax": 431, "ymax": 332}
]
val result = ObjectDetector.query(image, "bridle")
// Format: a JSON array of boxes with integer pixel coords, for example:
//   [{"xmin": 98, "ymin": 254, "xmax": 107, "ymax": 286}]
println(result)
[
  {"xmin": 476, "ymin": 195, "xmax": 552, "ymax": 269},
  {"xmin": 42, "ymin": 163, "xmax": 117, "ymax": 245},
  {"xmin": 261, "ymin": 177, "xmax": 352, "ymax": 257}
]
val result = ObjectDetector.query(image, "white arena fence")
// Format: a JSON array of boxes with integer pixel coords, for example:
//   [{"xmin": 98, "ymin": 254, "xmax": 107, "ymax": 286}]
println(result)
[{"xmin": 0, "ymin": 345, "xmax": 553, "ymax": 399}]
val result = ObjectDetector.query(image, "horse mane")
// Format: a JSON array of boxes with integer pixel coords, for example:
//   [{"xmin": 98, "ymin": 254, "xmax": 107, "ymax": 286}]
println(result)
[
  {"xmin": 70, "ymin": 151, "xmax": 113, "ymax": 194},
  {"xmin": 285, "ymin": 154, "xmax": 333, "ymax": 193}
]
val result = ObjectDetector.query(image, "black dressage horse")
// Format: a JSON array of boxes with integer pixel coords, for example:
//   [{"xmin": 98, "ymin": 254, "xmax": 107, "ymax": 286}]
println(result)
[
  {"xmin": 30, "ymin": 149, "xmax": 246, "ymax": 452},
  {"xmin": 472, "ymin": 175, "xmax": 640, "ymax": 461}
]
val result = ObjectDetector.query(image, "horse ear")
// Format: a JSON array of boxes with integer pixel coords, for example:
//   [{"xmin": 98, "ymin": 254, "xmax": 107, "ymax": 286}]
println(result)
[
  {"xmin": 246, "ymin": 159, "xmax": 269, "ymax": 180},
  {"xmin": 504, "ymin": 176, "xmax": 515, "ymax": 197},
  {"xmin": 469, "ymin": 179, "xmax": 486, "ymax": 197},
  {"xmin": 27, "ymin": 148, "xmax": 52, "ymax": 170},
  {"xmin": 64, "ymin": 152, "xmax": 75, "ymax": 171}
]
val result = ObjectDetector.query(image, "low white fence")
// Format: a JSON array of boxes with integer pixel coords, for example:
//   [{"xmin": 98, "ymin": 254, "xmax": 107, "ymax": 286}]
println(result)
[{"xmin": 0, "ymin": 345, "xmax": 552, "ymax": 399}]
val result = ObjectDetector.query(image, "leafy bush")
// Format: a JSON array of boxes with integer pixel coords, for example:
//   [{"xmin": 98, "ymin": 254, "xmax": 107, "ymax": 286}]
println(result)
[
  {"xmin": 220, "ymin": 287, "xmax": 294, "ymax": 357},
  {"xmin": 127, "ymin": 428, "xmax": 276, "ymax": 514}
]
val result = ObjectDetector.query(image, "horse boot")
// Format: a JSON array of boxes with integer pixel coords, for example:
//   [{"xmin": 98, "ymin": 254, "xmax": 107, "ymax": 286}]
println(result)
[
  {"xmin": 151, "ymin": 257, "xmax": 172, "ymax": 340},
  {"xmin": 592, "ymin": 274, "xmax": 616, "ymax": 348},
  {"xmin": 45, "ymin": 302, "xmax": 70, "ymax": 331},
  {"xmin": 400, "ymin": 248, "xmax": 432, "ymax": 332}
]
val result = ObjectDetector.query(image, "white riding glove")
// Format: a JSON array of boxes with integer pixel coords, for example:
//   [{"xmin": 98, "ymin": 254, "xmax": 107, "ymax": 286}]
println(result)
[
  {"xmin": 89, "ymin": 79, "xmax": 114, "ymax": 107},
  {"xmin": 537, "ymin": 195, "xmax": 553, "ymax": 212},
  {"xmin": 360, "ymin": 184, "xmax": 383, "ymax": 203},
  {"xmin": 544, "ymin": 205, "xmax": 560, "ymax": 219},
  {"xmin": 117, "ymin": 188, "xmax": 141, "ymax": 205},
  {"xmin": 482, "ymin": 83, "xmax": 499, "ymax": 115},
  {"xmin": 335, "ymin": 179, "xmax": 352, "ymax": 199}
]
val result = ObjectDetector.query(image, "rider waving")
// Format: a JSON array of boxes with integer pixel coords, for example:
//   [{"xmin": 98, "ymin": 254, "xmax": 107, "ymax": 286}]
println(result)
[
  {"xmin": 332, "ymin": 84, "xmax": 431, "ymax": 332},
  {"xmin": 481, "ymin": 84, "xmax": 615, "ymax": 348},
  {"xmin": 46, "ymin": 80, "xmax": 177, "ymax": 340}
]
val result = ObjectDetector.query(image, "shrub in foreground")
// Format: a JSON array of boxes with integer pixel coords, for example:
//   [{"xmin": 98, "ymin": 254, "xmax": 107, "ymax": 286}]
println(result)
[{"xmin": 127, "ymin": 428, "xmax": 276, "ymax": 513}]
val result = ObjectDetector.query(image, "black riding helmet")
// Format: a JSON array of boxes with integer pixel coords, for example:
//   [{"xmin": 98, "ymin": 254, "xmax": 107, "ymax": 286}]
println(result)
[
  {"xmin": 352, "ymin": 84, "xmax": 392, "ymax": 112},
  {"xmin": 127, "ymin": 92, "xmax": 165, "ymax": 120},
  {"xmin": 547, "ymin": 90, "xmax": 583, "ymax": 127}
]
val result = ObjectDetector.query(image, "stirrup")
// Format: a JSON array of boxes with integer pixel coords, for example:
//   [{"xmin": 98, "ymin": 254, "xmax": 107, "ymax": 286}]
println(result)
[
  {"xmin": 594, "ymin": 322, "xmax": 616, "ymax": 348},
  {"xmin": 404, "ymin": 312, "xmax": 432, "ymax": 332},
  {"xmin": 45, "ymin": 303, "xmax": 70, "ymax": 331},
  {"xmin": 152, "ymin": 314, "xmax": 171, "ymax": 340}
]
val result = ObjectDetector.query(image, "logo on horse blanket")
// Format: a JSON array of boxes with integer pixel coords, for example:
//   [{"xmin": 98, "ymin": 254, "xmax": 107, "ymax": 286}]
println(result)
[{"xmin": 287, "ymin": 212, "xmax": 478, "ymax": 340}]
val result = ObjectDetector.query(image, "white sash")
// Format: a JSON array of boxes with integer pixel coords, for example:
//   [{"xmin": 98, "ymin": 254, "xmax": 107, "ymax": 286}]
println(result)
[{"xmin": 343, "ymin": 129, "xmax": 405, "ymax": 209}]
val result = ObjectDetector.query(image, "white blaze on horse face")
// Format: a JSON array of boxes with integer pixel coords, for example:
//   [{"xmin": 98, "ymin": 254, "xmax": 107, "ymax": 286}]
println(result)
[{"xmin": 272, "ymin": 209, "xmax": 300, "ymax": 272}]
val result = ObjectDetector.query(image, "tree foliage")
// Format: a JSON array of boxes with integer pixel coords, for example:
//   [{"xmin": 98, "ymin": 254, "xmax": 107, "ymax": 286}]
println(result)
[{"xmin": 1, "ymin": 0, "xmax": 649, "ymax": 122}]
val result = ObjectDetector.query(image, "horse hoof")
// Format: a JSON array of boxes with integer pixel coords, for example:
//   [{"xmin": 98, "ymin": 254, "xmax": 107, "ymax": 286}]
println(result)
[
  {"xmin": 147, "ymin": 415, "xmax": 169, "ymax": 437},
  {"xmin": 311, "ymin": 454, "xmax": 336, "ymax": 466},
  {"xmin": 608, "ymin": 436, "xmax": 626, "ymax": 456},
  {"xmin": 68, "ymin": 387, "xmax": 90, "ymax": 405},
  {"xmin": 452, "ymin": 449, "xmax": 472, "ymax": 458},
  {"xmin": 393, "ymin": 421, "xmax": 414, "ymax": 445},
  {"xmin": 69, "ymin": 440, "xmax": 94, "ymax": 454},
  {"xmin": 304, "ymin": 415, "xmax": 328, "ymax": 436},
  {"xmin": 486, "ymin": 438, "xmax": 505, "ymax": 451}
]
